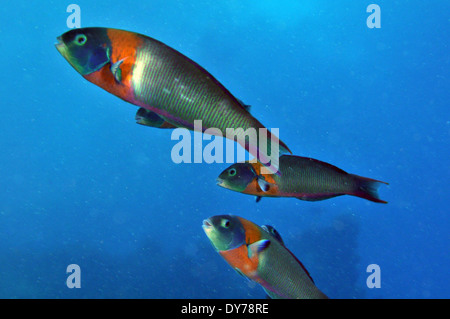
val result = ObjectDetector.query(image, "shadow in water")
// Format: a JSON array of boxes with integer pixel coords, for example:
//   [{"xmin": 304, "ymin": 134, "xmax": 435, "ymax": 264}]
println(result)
[
  {"xmin": 0, "ymin": 213, "xmax": 371, "ymax": 299},
  {"xmin": 288, "ymin": 213, "xmax": 368, "ymax": 298}
]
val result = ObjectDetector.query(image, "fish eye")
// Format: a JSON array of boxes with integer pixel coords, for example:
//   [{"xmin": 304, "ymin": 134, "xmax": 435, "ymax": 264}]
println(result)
[
  {"xmin": 221, "ymin": 219, "xmax": 230, "ymax": 228},
  {"xmin": 74, "ymin": 34, "xmax": 87, "ymax": 46},
  {"xmin": 228, "ymin": 168, "xmax": 237, "ymax": 177}
]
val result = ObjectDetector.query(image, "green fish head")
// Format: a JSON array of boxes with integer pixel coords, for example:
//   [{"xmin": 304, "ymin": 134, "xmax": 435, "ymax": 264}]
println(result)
[
  {"xmin": 202, "ymin": 215, "xmax": 245, "ymax": 252},
  {"xmin": 56, "ymin": 27, "xmax": 111, "ymax": 75},
  {"xmin": 217, "ymin": 163, "xmax": 257, "ymax": 192}
]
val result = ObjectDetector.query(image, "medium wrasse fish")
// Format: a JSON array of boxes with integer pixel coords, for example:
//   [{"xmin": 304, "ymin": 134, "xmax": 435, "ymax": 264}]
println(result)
[
  {"xmin": 202, "ymin": 215, "xmax": 328, "ymax": 299},
  {"xmin": 55, "ymin": 27, "xmax": 291, "ymax": 172},
  {"xmin": 135, "ymin": 107, "xmax": 177, "ymax": 129},
  {"xmin": 217, "ymin": 155, "xmax": 388, "ymax": 203}
]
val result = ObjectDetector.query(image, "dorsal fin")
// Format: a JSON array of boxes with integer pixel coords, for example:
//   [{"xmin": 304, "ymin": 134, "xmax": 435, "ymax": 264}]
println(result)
[
  {"xmin": 237, "ymin": 99, "xmax": 251, "ymax": 112},
  {"xmin": 261, "ymin": 225, "xmax": 284, "ymax": 245}
]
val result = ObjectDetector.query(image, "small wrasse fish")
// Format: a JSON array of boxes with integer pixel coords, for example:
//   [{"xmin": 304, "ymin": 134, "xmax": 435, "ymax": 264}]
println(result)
[
  {"xmin": 135, "ymin": 107, "xmax": 177, "ymax": 129},
  {"xmin": 202, "ymin": 215, "xmax": 328, "ymax": 299},
  {"xmin": 55, "ymin": 27, "xmax": 291, "ymax": 172},
  {"xmin": 217, "ymin": 155, "xmax": 388, "ymax": 203}
]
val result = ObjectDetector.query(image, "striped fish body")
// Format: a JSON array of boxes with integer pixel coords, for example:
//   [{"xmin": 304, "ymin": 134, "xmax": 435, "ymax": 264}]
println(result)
[
  {"xmin": 132, "ymin": 35, "xmax": 256, "ymax": 131},
  {"xmin": 267, "ymin": 155, "xmax": 387, "ymax": 202},
  {"xmin": 129, "ymin": 31, "xmax": 291, "ymax": 165},
  {"xmin": 276, "ymin": 156, "xmax": 359, "ymax": 199},
  {"xmin": 243, "ymin": 223, "xmax": 327, "ymax": 299}
]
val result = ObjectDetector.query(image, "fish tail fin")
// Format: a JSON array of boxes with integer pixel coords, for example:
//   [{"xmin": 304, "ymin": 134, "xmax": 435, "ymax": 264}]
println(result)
[{"xmin": 350, "ymin": 174, "xmax": 389, "ymax": 204}]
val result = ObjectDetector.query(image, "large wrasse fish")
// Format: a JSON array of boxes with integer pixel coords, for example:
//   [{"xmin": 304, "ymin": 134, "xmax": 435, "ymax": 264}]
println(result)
[
  {"xmin": 55, "ymin": 27, "xmax": 291, "ymax": 173},
  {"xmin": 202, "ymin": 215, "xmax": 328, "ymax": 299},
  {"xmin": 217, "ymin": 155, "xmax": 388, "ymax": 203}
]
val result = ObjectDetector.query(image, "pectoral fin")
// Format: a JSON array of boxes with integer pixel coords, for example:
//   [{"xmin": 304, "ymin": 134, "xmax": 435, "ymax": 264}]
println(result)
[
  {"xmin": 257, "ymin": 177, "xmax": 273, "ymax": 192},
  {"xmin": 111, "ymin": 57, "xmax": 127, "ymax": 83},
  {"xmin": 248, "ymin": 239, "xmax": 271, "ymax": 258}
]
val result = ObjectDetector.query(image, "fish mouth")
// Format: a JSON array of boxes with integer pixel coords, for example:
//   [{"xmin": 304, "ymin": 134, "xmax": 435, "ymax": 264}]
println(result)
[
  {"xmin": 55, "ymin": 36, "xmax": 68, "ymax": 57},
  {"xmin": 55, "ymin": 36, "xmax": 64, "ymax": 50},
  {"xmin": 202, "ymin": 219, "xmax": 212, "ymax": 228},
  {"xmin": 202, "ymin": 219, "xmax": 213, "ymax": 233},
  {"xmin": 216, "ymin": 178, "xmax": 225, "ymax": 187}
]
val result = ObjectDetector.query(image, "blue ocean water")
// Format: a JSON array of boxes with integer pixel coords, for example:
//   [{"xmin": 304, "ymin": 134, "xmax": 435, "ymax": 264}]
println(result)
[{"xmin": 0, "ymin": 0, "xmax": 448, "ymax": 299}]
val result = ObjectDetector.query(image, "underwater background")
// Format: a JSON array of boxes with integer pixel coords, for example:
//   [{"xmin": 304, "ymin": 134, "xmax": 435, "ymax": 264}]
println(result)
[{"xmin": 0, "ymin": 0, "xmax": 448, "ymax": 299}]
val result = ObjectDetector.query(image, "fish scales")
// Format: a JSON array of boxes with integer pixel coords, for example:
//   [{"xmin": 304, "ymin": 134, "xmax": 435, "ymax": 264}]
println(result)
[
  {"xmin": 256, "ymin": 230, "xmax": 327, "ymax": 299},
  {"xmin": 132, "ymin": 36, "xmax": 255, "ymax": 132},
  {"xmin": 276, "ymin": 156, "xmax": 355, "ymax": 196}
]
